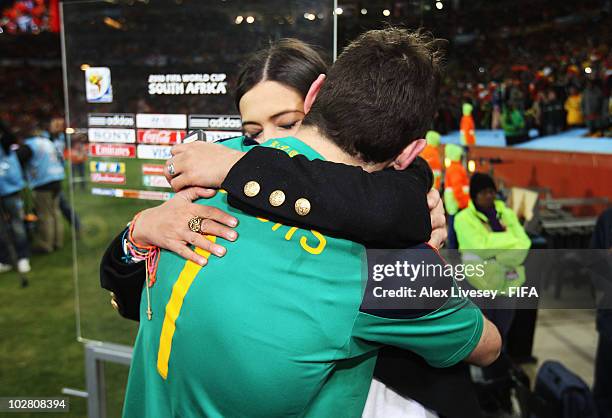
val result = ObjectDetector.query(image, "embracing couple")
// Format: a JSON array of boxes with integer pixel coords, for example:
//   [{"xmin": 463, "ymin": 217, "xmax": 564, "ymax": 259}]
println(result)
[{"xmin": 101, "ymin": 27, "xmax": 500, "ymax": 417}]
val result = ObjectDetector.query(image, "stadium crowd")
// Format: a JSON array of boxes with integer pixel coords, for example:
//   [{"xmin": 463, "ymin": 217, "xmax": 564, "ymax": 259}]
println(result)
[{"xmin": 435, "ymin": 14, "xmax": 612, "ymax": 142}]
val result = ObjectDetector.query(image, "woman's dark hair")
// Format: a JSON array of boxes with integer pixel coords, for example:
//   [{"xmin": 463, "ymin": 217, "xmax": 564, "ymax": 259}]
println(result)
[{"xmin": 234, "ymin": 38, "xmax": 329, "ymax": 110}]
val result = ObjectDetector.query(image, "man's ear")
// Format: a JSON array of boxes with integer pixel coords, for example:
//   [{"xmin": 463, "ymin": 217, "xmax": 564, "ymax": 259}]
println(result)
[
  {"xmin": 304, "ymin": 74, "xmax": 326, "ymax": 114},
  {"xmin": 391, "ymin": 139, "xmax": 427, "ymax": 170}
]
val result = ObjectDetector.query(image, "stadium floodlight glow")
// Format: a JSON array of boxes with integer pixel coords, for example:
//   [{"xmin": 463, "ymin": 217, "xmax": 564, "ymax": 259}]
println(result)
[
  {"xmin": 246, "ymin": 16, "xmax": 255, "ymax": 24},
  {"xmin": 80, "ymin": 64, "xmax": 90, "ymax": 71},
  {"xmin": 383, "ymin": 9, "xmax": 391, "ymax": 16},
  {"xmin": 361, "ymin": 8, "xmax": 367, "ymax": 15},
  {"xmin": 304, "ymin": 12, "xmax": 316, "ymax": 20},
  {"xmin": 65, "ymin": 128, "xmax": 75, "ymax": 135},
  {"xmin": 235, "ymin": 15, "xmax": 243, "ymax": 24},
  {"xmin": 468, "ymin": 160, "xmax": 476, "ymax": 173},
  {"xmin": 335, "ymin": 7, "xmax": 343, "ymax": 15},
  {"xmin": 435, "ymin": 1, "xmax": 443, "ymax": 10},
  {"xmin": 585, "ymin": 67, "xmax": 592, "ymax": 74}
]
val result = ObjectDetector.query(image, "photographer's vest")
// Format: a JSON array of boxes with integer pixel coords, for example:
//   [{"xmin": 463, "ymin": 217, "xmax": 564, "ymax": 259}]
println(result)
[
  {"xmin": 0, "ymin": 147, "xmax": 25, "ymax": 197},
  {"xmin": 24, "ymin": 137, "xmax": 65, "ymax": 189}
]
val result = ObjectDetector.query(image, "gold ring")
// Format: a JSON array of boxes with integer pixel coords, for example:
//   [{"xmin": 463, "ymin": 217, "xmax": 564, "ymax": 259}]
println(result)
[{"xmin": 188, "ymin": 216, "xmax": 204, "ymax": 233}]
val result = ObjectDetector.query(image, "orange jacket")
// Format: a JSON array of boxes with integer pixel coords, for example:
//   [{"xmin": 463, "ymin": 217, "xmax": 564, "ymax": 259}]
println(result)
[
  {"xmin": 421, "ymin": 145, "xmax": 442, "ymax": 189},
  {"xmin": 444, "ymin": 161, "xmax": 470, "ymax": 212},
  {"xmin": 460, "ymin": 115, "xmax": 476, "ymax": 146}
]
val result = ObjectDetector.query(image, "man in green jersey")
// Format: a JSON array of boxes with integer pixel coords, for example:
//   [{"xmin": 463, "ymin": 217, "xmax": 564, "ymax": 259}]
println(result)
[{"xmin": 123, "ymin": 28, "xmax": 501, "ymax": 417}]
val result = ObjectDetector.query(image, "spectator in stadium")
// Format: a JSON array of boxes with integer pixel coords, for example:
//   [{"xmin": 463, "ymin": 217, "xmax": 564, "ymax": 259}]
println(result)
[
  {"xmin": 525, "ymin": 94, "xmax": 539, "ymax": 129},
  {"xmin": 460, "ymin": 103, "xmax": 476, "ymax": 146},
  {"xmin": 0, "ymin": 120, "xmax": 31, "ymax": 273},
  {"xmin": 541, "ymin": 89, "xmax": 564, "ymax": 136},
  {"xmin": 15, "ymin": 123, "xmax": 65, "ymax": 253},
  {"xmin": 443, "ymin": 143, "xmax": 470, "ymax": 249},
  {"xmin": 582, "ymin": 79, "xmax": 606, "ymax": 136},
  {"xmin": 491, "ymin": 85, "xmax": 503, "ymax": 130},
  {"xmin": 564, "ymin": 85, "xmax": 584, "ymax": 128},
  {"xmin": 421, "ymin": 130, "xmax": 443, "ymax": 190},
  {"xmin": 501, "ymin": 101, "xmax": 527, "ymax": 145},
  {"xmin": 508, "ymin": 81, "xmax": 525, "ymax": 111}
]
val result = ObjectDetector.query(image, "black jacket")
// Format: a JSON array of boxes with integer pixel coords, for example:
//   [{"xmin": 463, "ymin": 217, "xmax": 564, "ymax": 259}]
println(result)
[{"xmin": 100, "ymin": 145, "xmax": 482, "ymax": 418}]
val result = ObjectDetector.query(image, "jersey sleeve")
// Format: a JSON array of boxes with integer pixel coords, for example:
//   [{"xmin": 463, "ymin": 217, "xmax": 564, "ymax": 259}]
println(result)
[{"xmin": 352, "ymin": 295, "xmax": 483, "ymax": 368}]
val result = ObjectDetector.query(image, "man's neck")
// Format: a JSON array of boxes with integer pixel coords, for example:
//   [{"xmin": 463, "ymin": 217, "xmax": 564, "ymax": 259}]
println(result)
[{"xmin": 293, "ymin": 125, "xmax": 386, "ymax": 172}]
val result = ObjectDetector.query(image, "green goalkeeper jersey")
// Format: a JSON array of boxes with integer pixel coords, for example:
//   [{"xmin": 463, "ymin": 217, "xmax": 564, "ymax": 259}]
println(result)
[{"xmin": 123, "ymin": 136, "xmax": 483, "ymax": 418}]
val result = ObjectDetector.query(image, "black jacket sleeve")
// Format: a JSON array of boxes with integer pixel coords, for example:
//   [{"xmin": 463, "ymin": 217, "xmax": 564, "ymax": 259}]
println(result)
[
  {"xmin": 222, "ymin": 146, "xmax": 432, "ymax": 248},
  {"xmin": 100, "ymin": 228, "xmax": 146, "ymax": 321}
]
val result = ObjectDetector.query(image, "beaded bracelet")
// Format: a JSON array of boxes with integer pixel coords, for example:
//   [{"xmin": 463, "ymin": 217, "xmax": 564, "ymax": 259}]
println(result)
[
  {"xmin": 125, "ymin": 212, "xmax": 160, "ymax": 288},
  {"xmin": 124, "ymin": 212, "xmax": 160, "ymax": 320}
]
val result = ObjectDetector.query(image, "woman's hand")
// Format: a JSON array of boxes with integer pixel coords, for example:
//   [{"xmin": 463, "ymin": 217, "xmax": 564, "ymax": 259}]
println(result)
[
  {"xmin": 427, "ymin": 189, "xmax": 447, "ymax": 250},
  {"xmin": 165, "ymin": 141, "xmax": 245, "ymax": 192},
  {"xmin": 131, "ymin": 187, "xmax": 238, "ymax": 266}
]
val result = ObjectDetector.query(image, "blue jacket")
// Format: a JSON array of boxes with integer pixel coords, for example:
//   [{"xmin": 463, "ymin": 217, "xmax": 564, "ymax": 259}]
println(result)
[
  {"xmin": 24, "ymin": 137, "xmax": 65, "ymax": 189},
  {"xmin": 0, "ymin": 146, "xmax": 26, "ymax": 197}
]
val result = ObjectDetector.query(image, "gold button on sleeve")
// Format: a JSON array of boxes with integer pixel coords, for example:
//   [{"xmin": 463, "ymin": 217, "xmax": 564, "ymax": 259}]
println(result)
[
  {"xmin": 295, "ymin": 198, "xmax": 311, "ymax": 216},
  {"xmin": 269, "ymin": 190, "xmax": 286, "ymax": 207},
  {"xmin": 244, "ymin": 181, "xmax": 261, "ymax": 197}
]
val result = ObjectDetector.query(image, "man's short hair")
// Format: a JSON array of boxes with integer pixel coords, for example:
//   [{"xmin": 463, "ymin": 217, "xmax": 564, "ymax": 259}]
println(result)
[{"xmin": 303, "ymin": 27, "xmax": 444, "ymax": 164}]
